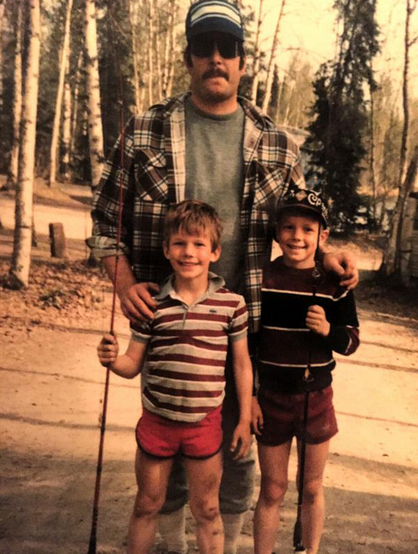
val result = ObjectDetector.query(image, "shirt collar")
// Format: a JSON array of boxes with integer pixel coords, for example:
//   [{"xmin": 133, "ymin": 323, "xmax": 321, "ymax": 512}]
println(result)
[{"xmin": 155, "ymin": 271, "xmax": 225, "ymax": 304}]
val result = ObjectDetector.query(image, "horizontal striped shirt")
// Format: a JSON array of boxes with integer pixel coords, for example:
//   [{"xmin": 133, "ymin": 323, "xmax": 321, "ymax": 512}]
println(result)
[
  {"xmin": 257, "ymin": 257, "xmax": 359, "ymax": 393},
  {"xmin": 131, "ymin": 273, "xmax": 248, "ymax": 422}
]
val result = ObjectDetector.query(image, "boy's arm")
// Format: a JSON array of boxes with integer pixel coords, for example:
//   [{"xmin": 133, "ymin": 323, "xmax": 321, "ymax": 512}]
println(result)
[
  {"xmin": 98, "ymin": 334, "xmax": 147, "ymax": 379},
  {"xmin": 230, "ymin": 337, "xmax": 253, "ymax": 459},
  {"xmin": 110, "ymin": 339, "xmax": 148, "ymax": 379},
  {"xmin": 327, "ymin": 289, "xmax": 360, "ymax": 355},
  {"xmin": 307, "ymin": 290, "xmax": 360, "ymax": 356}
]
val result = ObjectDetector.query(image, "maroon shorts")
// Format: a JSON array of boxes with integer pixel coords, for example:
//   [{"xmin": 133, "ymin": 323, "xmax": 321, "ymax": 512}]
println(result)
[
  {"xmin": 136, "ymin": 406, "xmax": 223, "ymax": 459},
  {"xmin": 256, "ymin": 386, "xmax": 338, "ymax": 446}
]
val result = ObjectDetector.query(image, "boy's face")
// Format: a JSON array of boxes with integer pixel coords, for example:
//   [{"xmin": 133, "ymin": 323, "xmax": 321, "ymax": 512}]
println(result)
[
  {"xmin": 276, "ymin": 213, "xmax": 329, "ymax": 269},
  {"xmin": 163, "ymin": 230, "xmax": 221, "ymax": 283}
]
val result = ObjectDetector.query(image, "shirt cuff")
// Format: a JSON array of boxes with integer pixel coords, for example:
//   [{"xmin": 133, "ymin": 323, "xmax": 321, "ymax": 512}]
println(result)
[{"xmin": 86, "ymin": 236, "xmax": 130, "ymax": 259}]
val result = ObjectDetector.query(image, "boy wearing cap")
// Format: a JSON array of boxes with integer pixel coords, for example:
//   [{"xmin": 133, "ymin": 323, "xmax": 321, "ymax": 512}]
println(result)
[
  {"xmin": 88, "ymin": 0, "xmax": 359, "ymax": 551},
  {"xmin": 252, "ymin": 187, "xmax": 360, "ymax": 554}
]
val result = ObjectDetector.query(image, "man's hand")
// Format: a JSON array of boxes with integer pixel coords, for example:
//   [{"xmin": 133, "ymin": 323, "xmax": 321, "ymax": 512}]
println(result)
[
  {"xmin": 230, "ymin": 421, "xmax": 251, "ymax": 460},
  {"xmin": 306, "ymin": 305, "xmax": 330, "ymax": 337},
  {"xmin": 251, "ymin": 396, "xmax": 264, "ymax": 435},
  {"xmin": 323, "ymin": 250, "xmax": 359, "ymax": 289},
  {"xmin": 120, "ymin": 282, "xmax": 160, "ymax": 323},
  {"xmin": 97, "ymin": 333, "xmax": 119, "ymax": 367}
]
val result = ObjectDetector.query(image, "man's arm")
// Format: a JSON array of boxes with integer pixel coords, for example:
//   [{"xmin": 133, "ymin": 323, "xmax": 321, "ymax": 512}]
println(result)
[
  {"xmin": 322, "ymin": 250, "xmax": 359, "ymax": 289},
  {"xmin": 101, "ymin": 255, "xmax": 159, "ymax": 323}
]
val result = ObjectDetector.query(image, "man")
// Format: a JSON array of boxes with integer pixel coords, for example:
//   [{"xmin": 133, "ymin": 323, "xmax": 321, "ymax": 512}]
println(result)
[{"xmin": 88, "ymin": 2, "xmax": 357, "ymax": 553}]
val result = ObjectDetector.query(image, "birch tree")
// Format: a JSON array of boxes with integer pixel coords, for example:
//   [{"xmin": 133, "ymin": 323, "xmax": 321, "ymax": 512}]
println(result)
[
  {"xmin": 61, "ymin": 51, "xmax": 72, "ymax": 181},
  {"xmin": 49, "ymin": 0, "xmax": 74, "ymax": 187},
  {"xmin": 382, "ymin": 0, "xmax": 417, "ymax": 276},
  {"xmin": 10, "ymin": 0, "xmax": 41, "ymax": 289},
  {"xmin": 7, "ymin": 0, "xmax": 23, "ymax": 188},
  {"xmin": 129, "ymin": 0, "xmax": 142, "ymax": 111},
  {"xmin": 398, "ymin": 0, "xmax": 417, "ymax": 188},
  {"xmin": 261, "ymin": 0, "xmax": 286, "ymax": 113},
  {"xmin": 84, "ymin": 0, "xmax": 104, "ymax": 189},
  {"xmin": 147, "ymin": 0, "xmax": 154, "ymax": 106},
  {"xmin": 250, "ymin": 0, "xmax": 263, "ymax": 104}
]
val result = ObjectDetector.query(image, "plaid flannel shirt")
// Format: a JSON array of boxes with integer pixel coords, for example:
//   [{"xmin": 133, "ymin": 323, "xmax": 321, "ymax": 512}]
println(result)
[{"xmin": 88, "ymin": 93, "xmax": 305, "ymax": 333}]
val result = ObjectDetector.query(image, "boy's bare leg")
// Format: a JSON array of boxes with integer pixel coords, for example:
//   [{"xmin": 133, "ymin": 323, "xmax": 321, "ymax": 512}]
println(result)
[
  {"xmin": 185, "ymin": 452, "xmax": 224, "ymax": 554},
  {"xmin": 297, "ymin": 440, "xmax": 330, "ymax": 554},
  {"xmin": 128, "ymin": 450, "xmax": 173, "ymax": 554},
  {"xmin": 253, "ymin": 441, "xmax": 292, "ymax": 554}
]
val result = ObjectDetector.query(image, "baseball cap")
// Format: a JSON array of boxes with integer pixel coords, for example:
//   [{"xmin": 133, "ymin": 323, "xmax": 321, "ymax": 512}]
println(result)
[
  {"xmin": 276, "ymin": 186, "xmax": 329, "ymax": 229},
  {"xmin": 186, "ymin": 0, "xmax": 245, "ymax": 42}
]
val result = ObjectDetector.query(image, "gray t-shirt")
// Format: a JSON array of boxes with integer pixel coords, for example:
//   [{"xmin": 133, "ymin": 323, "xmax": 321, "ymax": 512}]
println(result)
[{"xmin": 185, "ymin": 98, "xmax": 246, "ymax": 292}]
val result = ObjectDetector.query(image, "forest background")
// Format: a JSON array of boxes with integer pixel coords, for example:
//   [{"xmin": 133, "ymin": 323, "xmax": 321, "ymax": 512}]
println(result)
[{"xmin": 0, "ymin": 0, "xmax": 417, "ymax": 287}]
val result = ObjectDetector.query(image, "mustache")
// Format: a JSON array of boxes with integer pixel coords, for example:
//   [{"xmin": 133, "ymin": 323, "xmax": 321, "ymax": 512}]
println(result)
[{"xmin": 202, "ymin": 68, "xmax": 229, "ymax": 81}]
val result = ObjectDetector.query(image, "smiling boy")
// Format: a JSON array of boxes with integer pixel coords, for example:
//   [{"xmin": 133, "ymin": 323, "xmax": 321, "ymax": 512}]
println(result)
[
  {"xmin": 252, "ymin": 187, "xmax": 360, "ymax": 554},
  {"xmin": 97, "ymin": 200, "xmax": 253, "ymax": 554}
]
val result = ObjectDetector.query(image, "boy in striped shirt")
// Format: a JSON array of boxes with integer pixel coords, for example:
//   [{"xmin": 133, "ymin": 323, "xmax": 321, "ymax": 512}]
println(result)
[
  {"xmin": 252, "ymin": 187, "xmax": 360, "ymax": 554},
  {"xmin": 97, "ymin": 200, "xmax": 253, "ymax": 554}
]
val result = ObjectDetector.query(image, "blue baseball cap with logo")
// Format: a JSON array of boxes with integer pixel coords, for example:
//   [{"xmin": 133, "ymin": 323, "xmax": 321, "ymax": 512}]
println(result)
[{"xmin": 186, "ymin": 0, "xmax": 245, "ymax": 42}]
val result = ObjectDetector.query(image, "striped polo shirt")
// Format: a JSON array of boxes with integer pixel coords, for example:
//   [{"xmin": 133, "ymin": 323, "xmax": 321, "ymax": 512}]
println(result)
[
  {"xmin": 258, "ymin": 257, "xmax": 359, "ymax": 394},
  {"xmin": 131, "ymin": 273, "xmax": 248, "ymax": 422}
]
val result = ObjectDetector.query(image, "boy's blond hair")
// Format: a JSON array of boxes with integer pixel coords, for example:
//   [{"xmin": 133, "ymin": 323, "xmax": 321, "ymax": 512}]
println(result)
[{"xmin": 164, "ymin": 200, "xmax": 223, "ymax": 251}]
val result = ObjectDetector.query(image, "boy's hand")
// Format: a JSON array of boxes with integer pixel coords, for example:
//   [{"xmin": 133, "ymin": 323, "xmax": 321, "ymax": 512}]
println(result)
[
  {"xmin": 323, "ymin": 251, "xmax": 358, "ymax": 289},
  {"xmin": 230, "ymin": 421, "xmax": 251, "ymax": 460},
  {"xmin": 97, "ymin": 333, "xmax": 119, "ymax": 367},
  {"xmin": 306, "ymin": 305, "xmax": 330, "ymax": 337},
  {"xmin": 251, "ymin": 396, "xmax": 264, "ymax": 435}
]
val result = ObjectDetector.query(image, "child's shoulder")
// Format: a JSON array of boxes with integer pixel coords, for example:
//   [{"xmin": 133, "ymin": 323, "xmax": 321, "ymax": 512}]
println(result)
[{"xmin": 213, "ymin": 285, "xmax": 246, "ymax": 306}]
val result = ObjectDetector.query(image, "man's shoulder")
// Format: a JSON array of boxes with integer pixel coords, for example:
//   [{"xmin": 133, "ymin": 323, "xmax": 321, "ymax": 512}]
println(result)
[
  {"xmin": 239, "ymin": 97, "xmax": 301, "ymax": 159},
  {"xmin": 132, "ymin": 93, "xmax": 188, "ymax": 123}
]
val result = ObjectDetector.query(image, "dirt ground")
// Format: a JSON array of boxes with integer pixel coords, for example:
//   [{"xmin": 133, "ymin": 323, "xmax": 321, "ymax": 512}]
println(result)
[{"xmin": 0, "ymin": 189, "xmax": 417, "ymax": 554}]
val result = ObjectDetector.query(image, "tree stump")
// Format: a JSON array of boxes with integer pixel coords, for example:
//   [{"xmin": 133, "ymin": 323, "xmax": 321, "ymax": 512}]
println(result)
[{"xmin": 49, "ymin": 223, "xmax": 67, "ymax": 258}]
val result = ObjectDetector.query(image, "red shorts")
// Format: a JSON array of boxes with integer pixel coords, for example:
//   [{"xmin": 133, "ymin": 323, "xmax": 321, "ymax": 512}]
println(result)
[
  {"xmin": 256, "ymin": 386, "xmax": 338, "ymax": 446},
  {"xmin": 136, "ymin": 406, "xmax": 223, "ymax": 459}
]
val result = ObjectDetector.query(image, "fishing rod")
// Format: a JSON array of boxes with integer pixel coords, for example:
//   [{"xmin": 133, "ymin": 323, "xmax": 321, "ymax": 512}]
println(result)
[
  {"xmin": 292, "ymin": 208, "xmax": 322, "ymax": 554},
  {"xmin": 86, "ymin": 5, "xmax": 126, "ymax": 552}
]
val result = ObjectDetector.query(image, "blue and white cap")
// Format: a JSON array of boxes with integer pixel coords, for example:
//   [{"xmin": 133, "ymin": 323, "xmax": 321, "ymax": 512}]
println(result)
[{"xmin": 186, "ymin": 0, "xmax": 245, "ymax": 42}]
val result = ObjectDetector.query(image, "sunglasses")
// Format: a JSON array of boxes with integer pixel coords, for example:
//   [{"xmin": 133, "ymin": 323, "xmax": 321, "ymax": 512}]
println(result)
[{"xmin": 190, "ymin": 33, "xmax": 241, "ymax": 59}]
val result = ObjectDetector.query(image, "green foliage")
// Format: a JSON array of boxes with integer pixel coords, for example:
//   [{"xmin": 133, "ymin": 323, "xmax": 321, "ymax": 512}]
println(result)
[{"xmin": 304, "ymin": 0, "xmax": 380, "ymax": 233}]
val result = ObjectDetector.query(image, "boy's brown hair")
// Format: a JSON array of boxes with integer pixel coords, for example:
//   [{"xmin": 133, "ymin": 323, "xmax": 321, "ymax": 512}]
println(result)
[{"xmin": 164, "ymin": 200, "xmax": 223, "ymax": 251}]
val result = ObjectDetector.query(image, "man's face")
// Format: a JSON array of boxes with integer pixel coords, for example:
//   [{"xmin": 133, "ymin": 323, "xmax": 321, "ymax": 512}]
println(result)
[{"xmin": 186, "ymin": 32, "xmax": 246, "ymax": 107}]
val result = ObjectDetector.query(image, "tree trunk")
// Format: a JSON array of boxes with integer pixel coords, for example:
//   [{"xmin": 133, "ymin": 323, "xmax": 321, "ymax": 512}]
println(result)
[
  {"xmin": 0, "ymin": 0, "xmax": 4, "ymax": 113},
  {"xmin": 398, "ymin": 0, "xmax": 416, "ymax": 189},
  {"xmin": 382, "ymin": 146, "xmax": 418, "ymax": 277},
  {"xmin": 166, "ymin": 0, "xmax": 177, "ymax": 98},
  {"xmin": 61, "ymin": 52, "xmax": 72, "ymax": 182},
  {"xmin": 147, "ymin": 0, "xmax": 154, "ymax": 106},
  {"xmin": 129, "ymin": 0, "xmax": 142, "ymax": 112},
  {"xmin": 8, "ymin": 0, "xmax": 23, "ymax": 189},
  {"xmin": 70, "ymin": 50, "xmax": 82, "ymax": 160},
  {"xmin": 369, "ymin": 84, "xmax": 378, "ymax": 224},
  {"xmin": 262, "ymin": 0, "xmax": 286, "ymax": 113},
  {"xmin": 10, "ymin": 0, "xmax": 41, "ymax": 289},
  {"xmin": 84, "ymin": 0, "xmax": 104, "ymax": 189},
  {"xmin": 49, "ymin": 0, "xmax": 74, "ymax": 187},
  {"xmin": 250, "ymin": 0, "xmax": 264, "ymax": 104}
]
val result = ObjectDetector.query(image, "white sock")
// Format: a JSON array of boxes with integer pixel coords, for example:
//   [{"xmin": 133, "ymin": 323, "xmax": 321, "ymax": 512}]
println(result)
[
  {"xmin": 157, "ymin": 506, "xmax": 188, "ymax": 554},
  {"xmin": 222, "ymin": 512, "xmax": 245, "ymax": 554}
]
